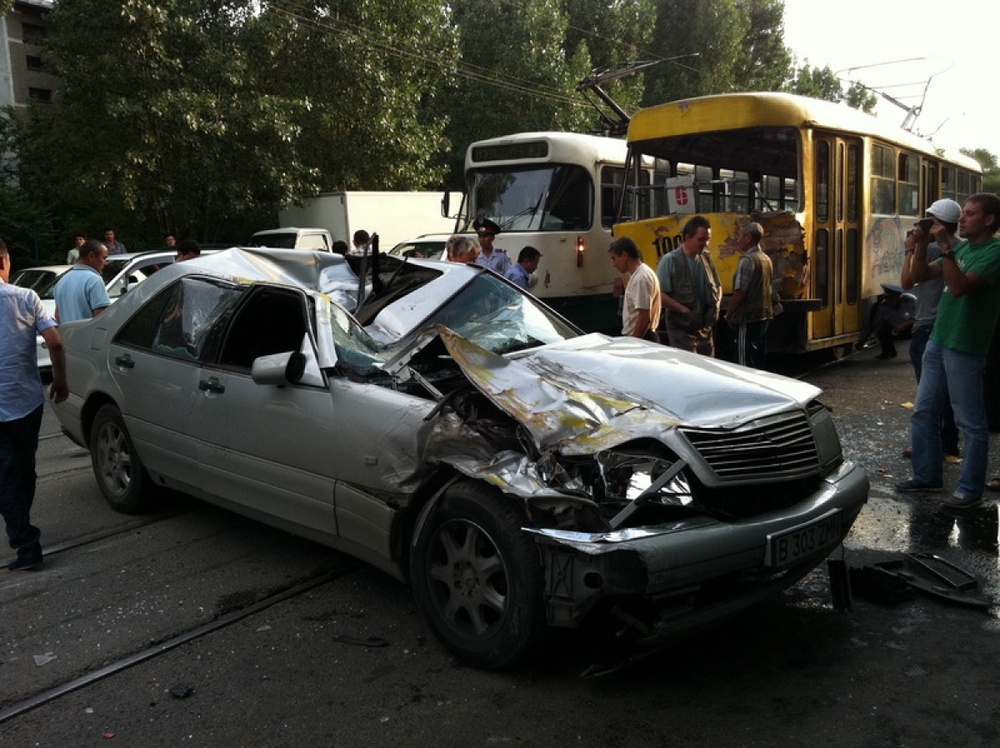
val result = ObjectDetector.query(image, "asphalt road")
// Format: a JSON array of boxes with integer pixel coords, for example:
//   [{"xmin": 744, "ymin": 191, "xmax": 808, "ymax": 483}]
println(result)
[{"xmin": 1, "ymin": 343, "xmax": 999, "ymax": 746}]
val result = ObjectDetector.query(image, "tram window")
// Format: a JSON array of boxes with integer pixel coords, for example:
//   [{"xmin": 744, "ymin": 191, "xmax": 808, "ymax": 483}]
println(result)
[
  {"xmin": 846, "ymin": 228, "xmax": 860, "ymax": 305},
  {"xmin": 784, "ymin": 177, "xmax": 799, "ymax": 211},
  {"xmin": 871, "ymin": 144, "xmax": 895, "ymax": 214},
  {"xmin": 816, "ymin": 229, "xmax": 829, "ymax": 308},
  {"xmin": 816, "ymin": 142, "xmax": 830, "ymax": 223},
  {"xmin": 604, "ymin": 166, "xmax": 648, "ymax": 228},
  {"xmin": 847, "ymin": 145, "xmax": 860, "ymax": 222},
  {"xmin": 897, "ymin": 153, "xmax": 920, "ymax": 216},
  {"xmin": 695, "ymin": 164, "xmax": 713, "ymax": 212},
  {"xmin": 941, "ymin": 167, "xmax": 957, "ymax": 200},
  {"xmin": 957, "ymin": 171, "xmax": 972, "ymax": 205}
]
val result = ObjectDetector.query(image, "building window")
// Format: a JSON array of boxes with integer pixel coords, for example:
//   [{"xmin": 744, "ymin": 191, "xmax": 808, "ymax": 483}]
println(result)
[
  {"xmin": 26, "ymin": 55, "xmax": 43, "ymax": 71},
  {"xmin": 22, "ymin": 23, "xmax": 46, "ymax": 44},
  {"xmin": 28, "ymin": 87, "xmax": 52, "ymax": 103}
]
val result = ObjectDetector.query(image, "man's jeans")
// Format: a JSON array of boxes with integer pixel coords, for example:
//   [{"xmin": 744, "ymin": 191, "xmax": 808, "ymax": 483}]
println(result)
[
  {"xmin": 911, "ymin": 341, "xmax": 988, "ymax": 497},
  {"xmin": 0, "ymin": 405, "xmax": 43, "ymax": 560},
  {"xmin": 910, "ymin": 325, "xmax": 959, "ymax": 454}
]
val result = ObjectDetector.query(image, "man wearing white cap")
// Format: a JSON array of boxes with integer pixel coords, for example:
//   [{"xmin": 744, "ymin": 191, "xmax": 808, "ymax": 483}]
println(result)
[
  {"xmin": 895, "ymin": 193, "xmax": 1000, "ymax": 508},
  {"xmin": 900, "ymin": 198, "xmax": 962, "ymax": 460}
]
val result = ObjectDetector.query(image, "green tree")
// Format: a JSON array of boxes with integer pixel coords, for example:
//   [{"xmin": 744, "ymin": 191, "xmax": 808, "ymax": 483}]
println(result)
[
  {"xmin": 562, "ymin": 0, "xmax": 657, "ymax": 125},
  {"xmin": 786, "ymin": 63, "xmax": 877, "ymax": 113},
  {"xmin": 246, "ymin": 1, "xmax": 457, "ymax": 193},
  {"xmin": 962, "ymin": 147, "xmax": 1000, "ymax": 193},
  {"xmin": 22, "ymin": 0, "xmax": 457, "ymax": 245},
  {"xmin": 844, "ymin": 81, "xmax": 878, "ymax": 114},
  {"xmin": 440, "ymin": 0, "xmax": 595, "ymax": 185},
  {"xmin": 642, "ymin": 0, "xmax": 791, "ymax": 106},
  {"xmin": 787, "ymin": 63, "xmax": 843, "ymax": 101}
]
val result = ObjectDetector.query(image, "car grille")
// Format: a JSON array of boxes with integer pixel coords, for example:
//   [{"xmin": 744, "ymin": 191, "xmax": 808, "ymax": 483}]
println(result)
[{"xmin": 680, "ymin": 410, "xmax": 819, "ymax": 483}]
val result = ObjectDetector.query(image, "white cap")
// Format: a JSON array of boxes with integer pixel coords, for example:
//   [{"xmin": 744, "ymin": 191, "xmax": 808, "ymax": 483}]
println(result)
[{"xmin": 926, "ymin": 198, "xmax": 962, "ymax": 224}]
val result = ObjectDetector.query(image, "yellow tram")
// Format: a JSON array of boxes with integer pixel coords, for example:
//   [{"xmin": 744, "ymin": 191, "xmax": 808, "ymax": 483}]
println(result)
[{"xmin": 613, "ymin": 92, "xmax": 982, "ymax": 353}]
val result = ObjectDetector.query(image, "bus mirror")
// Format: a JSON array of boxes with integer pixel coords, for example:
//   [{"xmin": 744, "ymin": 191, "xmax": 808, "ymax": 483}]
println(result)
[{"xmin": 441, "ymin": 191, "xmax": 450, "ymax": 218}]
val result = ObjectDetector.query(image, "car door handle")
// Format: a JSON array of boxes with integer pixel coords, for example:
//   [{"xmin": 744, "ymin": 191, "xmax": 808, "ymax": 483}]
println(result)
[
  {"xmin": 114, "ymin": 354, "xmax": 135, "ymax": 369},
  {"xmin": 199, "ymin": 377, "xmax": 226, "ymax": 394}
]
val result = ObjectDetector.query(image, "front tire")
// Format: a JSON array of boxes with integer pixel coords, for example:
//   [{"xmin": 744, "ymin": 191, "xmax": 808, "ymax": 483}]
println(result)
[
  {"xmin": 90, "ymin": 404, "xmax": 150, "ymax": 514},
  {"xmin": 410, "ymin": 482, "xmax": 545, "ymax": 669}
]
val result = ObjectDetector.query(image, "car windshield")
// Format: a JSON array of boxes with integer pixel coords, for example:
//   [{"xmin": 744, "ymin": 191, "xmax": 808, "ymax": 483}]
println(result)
[
  {"xmin": 100, "ymin": 257, "xmax": 132, "ymax": 283},
  {"xmin": 424, "ymin": 273, "xmax": 579, "ymax": 354},
  {"xmin": 328, "ymin": 270, "xmax": 579, "ymax": 376}
]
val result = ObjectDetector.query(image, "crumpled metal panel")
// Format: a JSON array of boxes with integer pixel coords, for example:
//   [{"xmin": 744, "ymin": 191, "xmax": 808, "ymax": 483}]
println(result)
[
  {"xmin": 436, "ymin": 327, "xmax": 819, "ymax": 455},
  {"xmin": 424, "ymin": 412, "xmax": 589, "ymax": 499}
]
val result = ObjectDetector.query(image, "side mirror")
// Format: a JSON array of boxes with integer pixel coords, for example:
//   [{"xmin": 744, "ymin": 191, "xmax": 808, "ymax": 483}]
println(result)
[
  {"xmin": 441, "ymin": 190, "xmax": 450, "ymax": 218},
  {"xmin": 251, "ymin": 351, "xmax": 306, "ymax": 386}
]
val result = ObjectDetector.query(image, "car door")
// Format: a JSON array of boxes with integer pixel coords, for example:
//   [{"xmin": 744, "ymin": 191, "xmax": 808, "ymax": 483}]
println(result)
[
  {"xmin": 186, "ymin": 285, "xmax": 339, "ymax": 539},
  {"xmin": 108, "ymin": 276, "xmax": 244, "ymax": 486}
]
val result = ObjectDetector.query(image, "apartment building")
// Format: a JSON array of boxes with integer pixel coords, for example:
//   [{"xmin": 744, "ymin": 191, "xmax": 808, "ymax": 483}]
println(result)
[{"xmin": 0, "ymin": 0, "xmax": 56, "ymax": 113}]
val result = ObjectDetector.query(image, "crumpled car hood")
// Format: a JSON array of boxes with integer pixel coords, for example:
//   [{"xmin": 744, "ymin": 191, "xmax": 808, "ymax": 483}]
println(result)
[{"xmin": 437, "ymin": 328, "xmax": 821, "ymax": 455}]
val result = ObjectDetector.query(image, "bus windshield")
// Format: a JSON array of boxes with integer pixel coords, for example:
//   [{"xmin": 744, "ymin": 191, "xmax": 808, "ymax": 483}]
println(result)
[{"xmin": 465, "ymin": 165, "xmax": 594, "ymax": 232}]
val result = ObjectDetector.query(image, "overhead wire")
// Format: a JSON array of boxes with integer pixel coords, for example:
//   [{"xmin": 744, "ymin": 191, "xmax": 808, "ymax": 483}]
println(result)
[{"xmin": 267, "ymin": 0, "xmax": 592, "ymax": 109}]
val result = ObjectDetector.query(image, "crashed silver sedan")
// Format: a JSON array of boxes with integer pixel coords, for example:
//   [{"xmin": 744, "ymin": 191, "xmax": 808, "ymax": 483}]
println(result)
[{"xmin": 53, "ymin": 248, "xmax": 868, "ymax": 668}]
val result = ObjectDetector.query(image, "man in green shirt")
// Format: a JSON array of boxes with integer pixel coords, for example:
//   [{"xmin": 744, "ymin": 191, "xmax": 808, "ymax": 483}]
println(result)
[{"xmin": 895, "ymin": 193, "xmax": 1000, "ymax": 508}]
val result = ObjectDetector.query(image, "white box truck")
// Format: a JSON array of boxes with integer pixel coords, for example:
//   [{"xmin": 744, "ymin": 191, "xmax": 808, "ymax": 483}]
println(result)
[{"xmin": 277, "ymin": 191, "xmax": 460, "ymax": 251}]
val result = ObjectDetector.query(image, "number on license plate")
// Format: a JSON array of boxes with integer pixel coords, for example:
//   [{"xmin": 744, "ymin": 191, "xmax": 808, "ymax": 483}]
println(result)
[{"xmin": 766, "ymin": 510, "xmax": 842, "ymax": 569}]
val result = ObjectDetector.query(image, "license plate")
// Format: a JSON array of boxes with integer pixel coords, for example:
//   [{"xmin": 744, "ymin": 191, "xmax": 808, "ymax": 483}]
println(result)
[{"xmin": 765, "ymin": 510, "xmax": 842, "ymax": 569}]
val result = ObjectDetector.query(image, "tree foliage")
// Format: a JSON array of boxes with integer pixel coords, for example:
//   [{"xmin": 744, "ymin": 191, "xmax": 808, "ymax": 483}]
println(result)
[{"xmin": 642, "ymin": 0, "xmax": 790, "ymax": 106}]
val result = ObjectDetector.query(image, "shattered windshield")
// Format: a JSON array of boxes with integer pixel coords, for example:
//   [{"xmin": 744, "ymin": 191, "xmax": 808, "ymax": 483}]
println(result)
[
  {"xmin": 466, "ymin": 165, "xmax": 594, "ymax": 232},
  {"xmin": 424, "ymin": 274, "xmax": 579, "ymax": 354},
  {"xmin": 327, "ymin": 303, "xmax": 391, "ymax": 376}
]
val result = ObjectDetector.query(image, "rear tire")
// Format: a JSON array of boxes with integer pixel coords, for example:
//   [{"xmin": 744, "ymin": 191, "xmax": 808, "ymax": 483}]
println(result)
[
  {"xmin": 90, "ymin": 404, "xmax": 151, "ymax": 514},
  {"xmin": 410, "ymin": 482, "xmax": 545, "ymax": 669}
]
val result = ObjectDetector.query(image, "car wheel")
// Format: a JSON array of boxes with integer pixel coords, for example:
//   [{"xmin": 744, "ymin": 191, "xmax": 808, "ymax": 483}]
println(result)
[
  {"xmin": 409, "ymin": 482, "xmax": 545, "ymax": 669},
  {"xmin": 90, "ymin": 404, "xmax": 150, "ymax": 514}
]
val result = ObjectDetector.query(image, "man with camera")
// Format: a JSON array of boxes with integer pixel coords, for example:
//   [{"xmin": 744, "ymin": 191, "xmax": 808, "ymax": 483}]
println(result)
[
  {"xmin": 899, "ymin": 199, "xmax": 962, "ymax": 461},
  {"xmin": 895, "ymin": 193, "xmax": 1000, "ymax": 508}
]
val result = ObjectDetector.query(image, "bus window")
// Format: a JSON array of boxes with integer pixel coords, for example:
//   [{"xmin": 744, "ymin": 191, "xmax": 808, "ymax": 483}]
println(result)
[
  {"xmin": 816, "ymin": 141, "xmax": 830, "ymax": 223},
  {"xmin": 871, "ymin": 144, "xmax": 895, "ymax": 215},
  {"xmin": 897, "ymin": 152, "xmax": 920, "ymax": 216}
]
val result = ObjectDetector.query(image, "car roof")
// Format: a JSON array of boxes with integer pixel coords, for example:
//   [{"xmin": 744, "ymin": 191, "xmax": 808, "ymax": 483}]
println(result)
[{"xmin": 14, "ymin": 264, "xmax": 72, "ymax": 274}]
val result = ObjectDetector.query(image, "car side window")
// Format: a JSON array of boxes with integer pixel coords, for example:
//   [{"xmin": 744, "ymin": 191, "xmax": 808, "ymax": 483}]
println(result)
[
  {"xmin": 115, "ymin": 277, "xmax": 243, "ymax": 361},
  {"xmin": 217, "ymin": 287, "xmax": 310, "ymax": 369}
]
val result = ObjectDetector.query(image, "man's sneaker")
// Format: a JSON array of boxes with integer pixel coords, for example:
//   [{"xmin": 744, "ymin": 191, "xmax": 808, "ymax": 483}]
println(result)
[
  {"xmin": 943, "ymin": 492, "xmax": 982, "ymax": 510},
  {"xmin": 944, "ymin": 454, "xmax": 963, "ymax": 464},
  {"xmin": 894, "ymin": 479, "xmax": 943, "ymax": 493},
  {"xmin": 7, "ymin": 556, "xmax": 43, "ymax": 571}
]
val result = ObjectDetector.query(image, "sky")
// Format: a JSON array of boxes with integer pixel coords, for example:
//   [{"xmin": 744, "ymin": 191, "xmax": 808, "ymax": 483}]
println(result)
[{"xmin": 782, "ymin": 0, "xmax": 1000, "ymax": 161}]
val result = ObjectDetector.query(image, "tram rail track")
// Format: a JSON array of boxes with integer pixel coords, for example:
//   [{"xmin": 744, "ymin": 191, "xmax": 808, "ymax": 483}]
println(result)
[{"xmin": 0, "ymin": 559, "xmax": 362, "ymax": 724}]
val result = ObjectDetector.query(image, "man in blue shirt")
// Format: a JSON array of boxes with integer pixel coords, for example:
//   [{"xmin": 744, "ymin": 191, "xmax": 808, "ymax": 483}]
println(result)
[
  {"xmin": 53, "ymin": 239, "xmax": 110, "ymax": 322},
  {"xmin": 0, "ymin": 239, "xmax": 68, "ymax": 570},
  {"xmin": 505, "ymin": 246, "xmax": 541, "ymax": 290}
]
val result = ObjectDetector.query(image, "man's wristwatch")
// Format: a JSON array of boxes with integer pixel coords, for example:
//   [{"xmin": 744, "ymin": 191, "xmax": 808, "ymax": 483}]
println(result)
[{"xmin": 940, "ymin": 249, "xmax": 955, "ymax": 259}]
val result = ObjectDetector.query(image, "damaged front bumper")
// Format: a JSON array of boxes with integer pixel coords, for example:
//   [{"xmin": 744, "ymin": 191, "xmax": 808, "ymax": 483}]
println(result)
[{"xmin": 526, "ymin": 460, "xmax": 869, "ymax": 640}]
